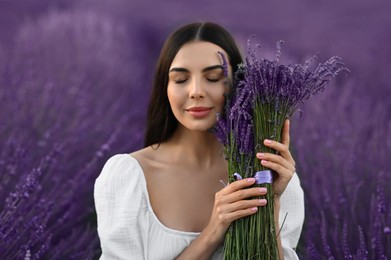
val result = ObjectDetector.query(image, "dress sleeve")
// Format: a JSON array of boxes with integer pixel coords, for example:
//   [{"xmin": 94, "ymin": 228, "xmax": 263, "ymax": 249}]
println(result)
[
  {"xmin": 94, "ymin": 154, "xmax": 149, "ymax": 260},
  {"xmin": 279, "ymin": 172, "xmax": 305, "ymax": 260}
]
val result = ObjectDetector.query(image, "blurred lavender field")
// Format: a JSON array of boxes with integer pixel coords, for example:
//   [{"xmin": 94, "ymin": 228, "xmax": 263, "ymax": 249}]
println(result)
[{"xmin": 1, "ymin": 0, "xmax": 390, "ymax": 259}]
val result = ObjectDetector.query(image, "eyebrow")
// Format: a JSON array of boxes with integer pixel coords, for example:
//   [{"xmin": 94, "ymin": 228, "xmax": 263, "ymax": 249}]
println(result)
[{"xmin": 169, "ymin": 65, "xmax": 224, "ymax": 73}]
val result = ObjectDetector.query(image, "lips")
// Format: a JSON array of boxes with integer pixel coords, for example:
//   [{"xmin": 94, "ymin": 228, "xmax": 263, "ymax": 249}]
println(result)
[{"xmin": 185, "ymin": 107, "xmax": 213, "ymax": 118}]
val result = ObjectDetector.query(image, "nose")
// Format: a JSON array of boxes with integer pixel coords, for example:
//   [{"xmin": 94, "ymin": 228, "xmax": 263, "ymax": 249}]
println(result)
[{"xmin": 189, "ymin": 77, "xmax": 205, "ymax": 99}]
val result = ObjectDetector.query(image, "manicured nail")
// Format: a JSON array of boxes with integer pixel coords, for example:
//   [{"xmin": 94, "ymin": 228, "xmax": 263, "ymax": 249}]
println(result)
[
  {"xmin": 261, "ymin": 160, "xmax": 268, "ymax": 165},
  {"xmin": 259, "ymin": 187, "xmax": 267, "ymax": 193},
  {"xmin": 264, "ymin": 139, "xmax": 272, "ymax": 144},
  {"xmin": 259, "ymin": 199, "xmax": 267, "ymax": 205},
  {"xmin": 257, "ymin": 153, "xmax": 265, "ymax": 158},
  {"xmin": 247, "ymin": 178, "xmax": 255, "ymax": 182},
  {"xmin": 251, "ymin": 207, "xmax": 258, "ymax": 212}
]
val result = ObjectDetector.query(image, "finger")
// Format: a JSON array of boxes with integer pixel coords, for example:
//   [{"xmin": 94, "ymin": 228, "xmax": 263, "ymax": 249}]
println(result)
[
  {"xmin": 256, "ymin": 152, "xmax": 295, "ymax": 172},
  {"xmin": 260, "ymin": 159, "xmax": 294, "ymax": 180},
  {"xmin": 223, "ymin": 198, "xmax": 267, "ymax": 213},
  {"xmin": 263, "ymin": 139, "xmax": 293, "ymax": 163},
  {"xmin": 219, "ymin": 207, "xmax": 259, "ymax": 225},
  {"xmin": 222, "ymin": 186, "xmax": 267, "ymax": 204},
  {"xmin": 219, "ymin": 178, "xmax": 256, "ymax": 195},
  {"xmin": 281, "ymin": 119, "xmax": 290, "ymax": 147}
]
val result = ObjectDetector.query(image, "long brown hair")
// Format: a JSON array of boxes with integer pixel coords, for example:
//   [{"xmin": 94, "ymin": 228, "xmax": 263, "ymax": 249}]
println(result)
[{"xmin": 144, "ymin": 22, "xmax": 243, "ymax": 147}]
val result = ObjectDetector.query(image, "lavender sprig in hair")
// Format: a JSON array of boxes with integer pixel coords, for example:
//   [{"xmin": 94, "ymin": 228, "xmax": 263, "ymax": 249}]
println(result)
[
  {"xmin": 214, "ymin": 38, "xmax": 349, "ymax": 260},
  {"xmin": 218, "ymin": 51, "xmax": 229, "ymax": 77}
]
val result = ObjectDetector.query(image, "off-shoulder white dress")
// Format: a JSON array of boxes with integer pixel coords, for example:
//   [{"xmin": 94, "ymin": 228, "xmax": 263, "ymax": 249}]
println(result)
[{"xmin": 94, "ymin": 154, "xmax": 305, "ymax": 260}]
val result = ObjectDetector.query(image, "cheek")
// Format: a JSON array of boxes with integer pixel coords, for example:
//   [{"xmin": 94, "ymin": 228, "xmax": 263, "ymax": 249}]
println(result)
[
  {"xmin": 167, "ymin": 85, "xmax": 183, "ymax": 110},
  {"xmin": 217, "ymin": 96, "xmax": 225, "ymax": 113},
  {"xmin": 211, "ymin": 87, "xmax": 227, "ymax": 112}
]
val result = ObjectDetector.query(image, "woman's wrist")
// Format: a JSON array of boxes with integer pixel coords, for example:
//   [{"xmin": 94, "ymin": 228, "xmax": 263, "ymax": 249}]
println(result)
[
  {"xmin": 202, "ymin": 223, "xmax": 225, "ymax": 248},
  {"xmin": 175, "ymin": 225, "xmax": 223, "ymax": 259}
]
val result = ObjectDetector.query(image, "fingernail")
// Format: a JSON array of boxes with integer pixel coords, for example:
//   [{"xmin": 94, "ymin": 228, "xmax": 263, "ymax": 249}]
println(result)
[
  {"xmin": 264, "ymin": 139, "xmax": 272, "ymax": 144},
  {"xmin": 259, "ymin": 187, "xmax": 267, "ymax": 193},
  {"xmin": 247, "ymin": 178, "xmax": 255, "ymax": 182},
  {"xmin": 257, "ymin": 153, "xmax": 265, "ymax": 158},
  {"xmin": 259, "ymin": 199, "xmax": 267, "ymax": 205},
  {"xmin": 251, "ymin": 207, "xmax": 258, "ymax": 212},
  {"xmin": 261, "ymin": 160, "xmax": 268, "ymax": 165}
]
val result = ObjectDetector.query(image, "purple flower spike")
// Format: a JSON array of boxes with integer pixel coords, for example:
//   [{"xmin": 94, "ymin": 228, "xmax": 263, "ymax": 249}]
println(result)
[
  {"xmin": 217, "ymin": 51, "xmax": 229, "ymax": 77},
  {"xmin": 213, "ymin": 35, "xmax": 351, "ymax": 260}
]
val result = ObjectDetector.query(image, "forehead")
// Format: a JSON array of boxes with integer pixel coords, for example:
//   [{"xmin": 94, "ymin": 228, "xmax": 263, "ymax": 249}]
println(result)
[{"xmin": 170, "ymin": 41, "xmax": 227, "ymax": 69}]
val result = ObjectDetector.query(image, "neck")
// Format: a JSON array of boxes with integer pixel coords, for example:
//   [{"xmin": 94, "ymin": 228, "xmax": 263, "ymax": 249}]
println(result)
[{"xmin": 165, "ymin": 126, "xmax": 224, "ymax": 168}]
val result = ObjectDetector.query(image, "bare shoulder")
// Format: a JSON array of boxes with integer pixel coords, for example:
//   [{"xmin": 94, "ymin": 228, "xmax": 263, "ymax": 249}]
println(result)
[
  {"xmin": 130, "ymin": 145, "xmax": 165, "ymax": 175},
  {"xmin": 131, "ymin": 145, "xmax": 159, "ymax": 161},
  {"xmin": 130, "ymin": 146, "xmax": 150, "ymax": 161}
]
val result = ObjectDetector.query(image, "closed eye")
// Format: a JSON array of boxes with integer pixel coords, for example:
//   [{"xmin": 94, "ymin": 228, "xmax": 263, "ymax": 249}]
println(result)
[
  {"xmin": 207, "ymin": 78, "xmax": 220, "ymax": 83},
  {"xmin": 175, "ymin": 79, "xmax": 188, "ymax": 84},
  {"xmin": 205, "ymin": 71, "xmax": 224, "ymax": 83}
]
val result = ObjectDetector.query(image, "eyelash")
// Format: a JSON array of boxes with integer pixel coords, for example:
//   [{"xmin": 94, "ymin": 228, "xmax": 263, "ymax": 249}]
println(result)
[
  {"xmin": 174, "ymin": 78, "xmax": 220, "ymax": 84},
  {"xmin": 207, "ymin": 78, "xmax": 220, "ymax": 83},
  {"xmin": 175, "ymin": 79, "xmax": 187, "ymax": 84}
]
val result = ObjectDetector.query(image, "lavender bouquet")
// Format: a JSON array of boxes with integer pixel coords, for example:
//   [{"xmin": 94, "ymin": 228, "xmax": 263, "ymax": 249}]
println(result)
[{"xmin": 214, "ymin": 38, "xmax": 348, "ymax": 259}]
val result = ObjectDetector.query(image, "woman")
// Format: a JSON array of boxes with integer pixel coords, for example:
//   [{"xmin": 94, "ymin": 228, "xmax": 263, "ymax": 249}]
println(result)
[{"xmin": 94, "ymin": 22, "xmax": 304, "ymax": 259}]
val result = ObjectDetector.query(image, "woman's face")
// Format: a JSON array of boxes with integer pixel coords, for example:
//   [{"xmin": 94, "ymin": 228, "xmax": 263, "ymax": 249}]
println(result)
[{"xmin": 167, "ymin": 41, "xmax": 231, "ymax": 132}]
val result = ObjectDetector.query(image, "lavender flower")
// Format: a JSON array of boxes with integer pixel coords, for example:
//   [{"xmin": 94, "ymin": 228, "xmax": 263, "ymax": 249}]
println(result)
[
  {"xmin": 0, "ymin": 10, "xmax": 147, "ymax": 259},
  {"xmin": 242, "ymin": 38, "xmax": 349, "ymax": 120},
  {"xmin": 1, "ymin": 1, "xmax": 390, "ymax": 259},
  {"xmin": 215, "ymin": 37, "xmax": 349, "ymax": 259},
  {"xmin": 218, "ymin": 51, "xmax": 229, "ymax": 77},
  {"xmin": 294, "ymin": 81, "xmax": 391, "ymax": 259},
  {"xmin": 342, "ymin": 223, "xmax": 353, "ymax": 259},
  {"xmin": 357, "ymin": 225, "xmax": 368, "ymax": 259},
  {"xmin": 214, "ymin": 113, "xmax": 229, "ymax": 146}
]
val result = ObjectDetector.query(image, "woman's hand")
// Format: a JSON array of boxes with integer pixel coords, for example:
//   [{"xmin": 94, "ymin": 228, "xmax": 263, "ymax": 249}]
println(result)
[
  {"xmin": 256, "ymin": 119, "xmax": 296, "ymax": 198},
  {"xmin": 205, "ymin": 119, "xmax": 296, "ymax": 244},
  {"xmin": 177, "ymin": 120, "xmax": 295, "ymax": 259},
  {"xmin": 176, "ymin": 179, "xmax": 268, "ymax": 259},
  {"xmin": 204, "ymin": 178, "xmax": 268, "ymax": 244}
]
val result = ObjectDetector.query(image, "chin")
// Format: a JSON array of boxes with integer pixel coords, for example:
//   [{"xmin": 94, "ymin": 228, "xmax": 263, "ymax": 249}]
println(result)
[
  {"xmin": 182, "ymin": 121, "xmax": 216, "ymax": 132},
  {"xmin": 188, "ymin": 125, "xmax": 214, "ymax": 132}
]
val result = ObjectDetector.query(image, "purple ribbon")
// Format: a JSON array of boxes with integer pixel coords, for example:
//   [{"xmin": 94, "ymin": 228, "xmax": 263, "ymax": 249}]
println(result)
[{"xmin": 233, "ymin": 170, "xmax": 273, "ymax": 184}]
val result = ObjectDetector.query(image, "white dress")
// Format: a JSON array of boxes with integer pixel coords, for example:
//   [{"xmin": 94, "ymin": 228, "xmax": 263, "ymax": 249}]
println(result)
[{"xmin": 94, "ymin": 154, "xmax": 305, "ymax": 260}]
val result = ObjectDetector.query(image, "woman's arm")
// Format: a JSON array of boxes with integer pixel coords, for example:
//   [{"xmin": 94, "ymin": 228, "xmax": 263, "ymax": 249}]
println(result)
[
  {"xmin": 176, "ymin": 177, "xmax": 268, "ymax": 259},
  {"xmin": 94, "ymin": 155, "xmax": 148, "ymax": 259},
  {"xmin": 177, "ymin": 119, "xmax": 297, "ymax": 259}
]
